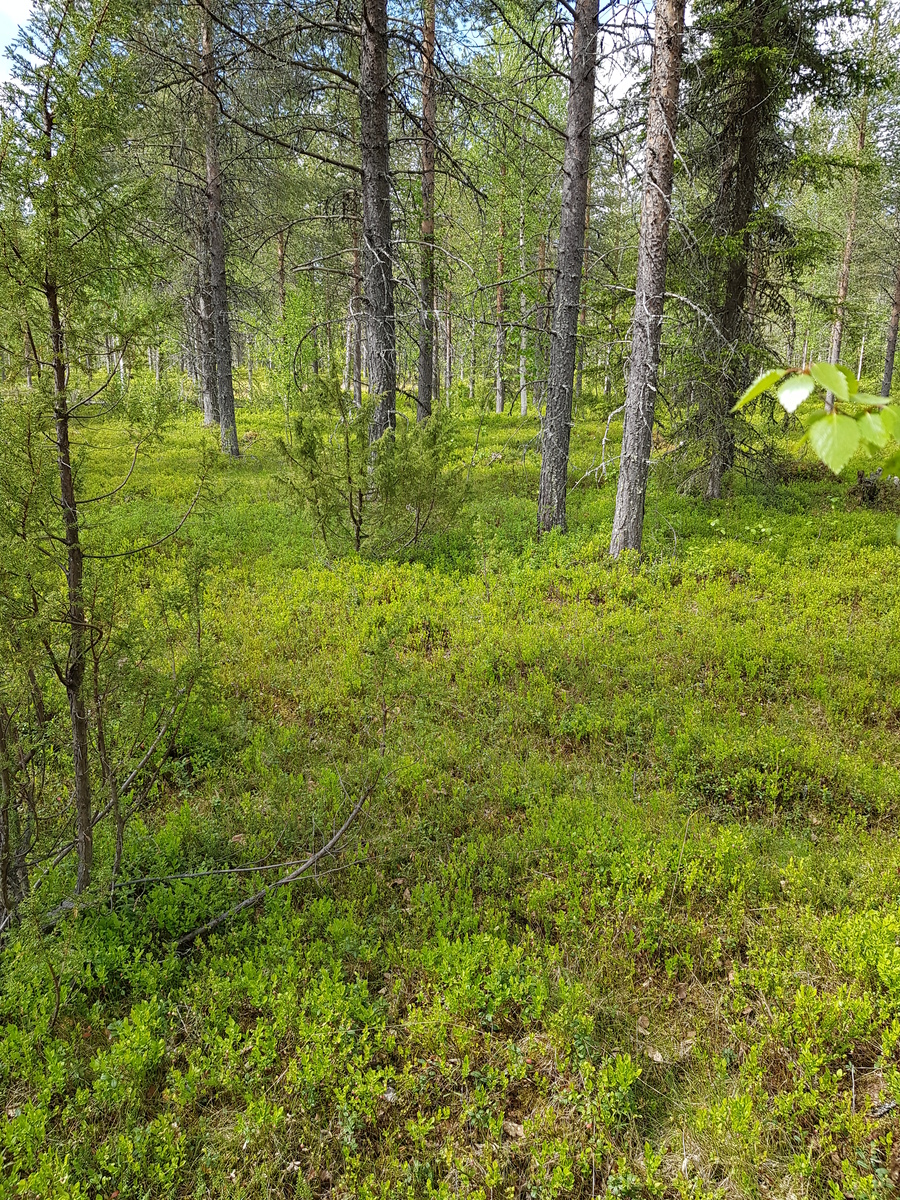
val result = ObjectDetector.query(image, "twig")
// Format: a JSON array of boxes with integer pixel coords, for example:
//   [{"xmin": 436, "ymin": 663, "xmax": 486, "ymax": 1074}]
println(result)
[
  {"xmin": 176, "ymin": 780, "xmax": 376, "ymax": 952},
  {"xmin": 48, "ymin": 959, "xmax": 61, "ymax": 1032},
  {"xmin": 119, "ymin": 852, "xmax": 325, "ymax": 887},
  {"xmin": 46, "ymin": 692, "xmax": 188, "ymax": 873},
  {"xmin": 601, "ymin": 405, "xmax": 625, "ymax": 480}
]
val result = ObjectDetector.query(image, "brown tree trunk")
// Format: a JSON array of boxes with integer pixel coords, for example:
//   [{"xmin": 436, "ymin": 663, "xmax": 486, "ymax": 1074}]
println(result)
[
  {"xmin": 495, "ymin": 168, "xmax": 507, "ymax": 415},
  {"xmin": 537, "ymin": 0, "xmax": 598, "ymax": 531},
  {"xmin": 610, "ymin": 0, "xmax": 685, "ymax": 554},
  {"xmin": 535, "ymin": 235, "xmax": 548, "ymax": 409},
  {"xmin": 360, "ymin": 0, "xmax": 397, "ymax": 440},
  {"xmin": 353, "ymin": 241, "xmax": 363, "ymax": 409},
  {"xmin": 47, "ymin": 281, "xmax": 92, "ymax": 895},
  {"xmin": 417, "ymin": 0, "xmax": 436, "ymax": 422},
  {"xmin": 575, "ymin": 190, "xmax": 591, "ymax": 413},
  {"xmin": 882, "ymin": 264, "xmax": 900, "ymax": 397},
  {"xmin": 469, "ymin": 314, "xmax": 476, "ymax": 401},
  {"xmin": 277, "ymin": 228, "xmax": 287, "ymax": 317},
  {"xmin": 197, "ymin": 226, "xmax": 219, "ymax": 426},
  {"xmin": 705, "ymin": 64, "xmax": 767, "ymax": 499},
  {"xmin": 826, "ymin": 76, "xmax": 872, "ymax": 410},
  {"xmin": 444, "ymin": 286, "xmax": 452, "ymax": 397},
  {"xmin": 826, "ymin": 130, "xmax": 866, "ymax": 411},
  {"xmin": 519, "ymin": 188, "xmax": 528, "ymax": 416},
  {"xmin": 0, "ymin": 706, "xmax": 21, "ymax": 921},
  {"xmin": 201, "ymin": 0, "xmax": 239, "ymax": 456},
  {"xmin": 41, "ymin": 104, "xmax": 92, "ymax": 894}
]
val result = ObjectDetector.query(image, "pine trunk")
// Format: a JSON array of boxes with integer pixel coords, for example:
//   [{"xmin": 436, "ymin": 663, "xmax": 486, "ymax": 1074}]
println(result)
[
  {"xmin": 47, "ymin": 279, "xmax": 92, "ymax": 894},
  {"xmin": 197, "ymin": 227, "xmax": 219, "ymax": 427},
  {"xmin": 495, "ymin": 176, "xmax": 506, "ymax": 415},
  {"xmin": 536, "ymin": 0, "xmax": 599, "ymax": 531},
  {"xmin": 519, "ymin": 194, "xmax": 528, "ymax": 416},
  {"xmin": 277, "ymin": 229, "xmax": 287, "ymax": 316},
  {"xmin": 535, "ymin": 235, "xmax": 547, "ymax": 409},
  {"xmin": 882, "ymin": 264, "xmax": 900, "ymax": 397},
  {"xmin": 360, "ymin": 0, "xmax": 397, "ymax": 440},
  {"xmin": 825, "ymin": 103, "xmax": 868, "ymax": 413},
  {"xmin": 202, "ymin": 0, "xmax": 239, "ymax": 456},
  {"xmin": 417, "ymin": 0, "xmax": 436, "ymax": 422},
  {"xmin": 41, "ymin": 105, "xmax": 92, "ymax": 894},
  {"xmin": 705, "ymin": 67, "xmax": 766, "ymax": 500},
  {"xmin": 609, "ymin": 0, "xmax": 686, "ymax": 555}
]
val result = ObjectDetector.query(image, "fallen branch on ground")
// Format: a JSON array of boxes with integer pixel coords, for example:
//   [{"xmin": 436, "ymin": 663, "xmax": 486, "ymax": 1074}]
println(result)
[{"xmin": 176, "ymin": 777, "xmax": 377, "ymax": 953}]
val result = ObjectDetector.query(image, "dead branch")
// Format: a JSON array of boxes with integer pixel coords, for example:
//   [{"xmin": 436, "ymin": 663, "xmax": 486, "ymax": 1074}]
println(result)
[{"xmin": 176, "ymin": 778, "xmax": 376, "ymax": 953}]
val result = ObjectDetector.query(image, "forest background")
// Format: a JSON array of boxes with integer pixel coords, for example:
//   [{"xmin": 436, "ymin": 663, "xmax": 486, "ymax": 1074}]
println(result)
[{"xmin": 3, "ymin": 0, "xmax": 900, "ymax": 1196}]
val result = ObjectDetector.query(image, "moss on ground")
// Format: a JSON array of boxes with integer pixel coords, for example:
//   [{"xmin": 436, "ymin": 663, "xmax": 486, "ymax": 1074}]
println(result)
[{"xmin": 3, "ymin": 387, "xmax": 900, "ymax": 1198}]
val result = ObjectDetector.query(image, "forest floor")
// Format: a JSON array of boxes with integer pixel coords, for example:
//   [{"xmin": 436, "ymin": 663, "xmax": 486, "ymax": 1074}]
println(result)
[{"xmin": 4, "ymin": 392, "xmax": 900, "ymax": 1199}]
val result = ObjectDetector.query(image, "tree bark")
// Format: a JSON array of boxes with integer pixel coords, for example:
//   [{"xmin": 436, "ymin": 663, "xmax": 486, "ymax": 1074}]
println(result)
[
  {"xmin": 575, "ymin": 189, "xmax": 591, "ymax": 413},
  {"xmin": 197, "ymin": 226, "xmax": 219, "ymax": 427},
  {"xmin": 351, "ymin": 212, "xmax": 364, "ymax": 407},
  {"xmin": 47, "ymin": 281, "xmax": 92, "ymax": 895},
  {"xmin": 519, "ymin": 190, "xmax": 528, "ymax": 416},
  {"xmin": 495, "ymin": 168, "xmax": 507, "ymax": 415},
  {"xmin": 432, "ymin": 296, "xmax": 441, "ymax": 404},
  {"xmin": 40, "ymin": 104, "xmax": 92, "ymax": 894},
  {"xmin": 360, "ymin": 0, "xmax": 397, "ymax": 440},
  {"xmin": 827, "ymin": 24, "xmax": 878, "ymax": 410},
  {"xmin": 417, "ymin": 0, "xmax": 436, "ymax": 423},
  {"xmin": 825, "ymin": 103, "xmax": 868, "ymax": 411},
  {"xmin": 277, "ymin": 228, "xmax": 287, "ymax": 317},
  {"xmin": 535, "ymin": 234, "xmax": 547, "ymax": 410},
  {"xmin": 609, "ymin": 0, "xmax": 685, "ymax": 555},
  {"xmin": 201, "ymin": 0, "xmax": 240, "ymax": 456},
  {"xmin": 444, "ymin": 285, "xmax": 452, "ymax": 397},
  {"xmin": 830, "ymin": 141, "xmax": 864, "ymax": 408},
  {"xmin": 705, "ymin": 62, "xmax": 766, "ymax": 499},
  {"xmin": 537, "ymin": 0, "xmax": 599, "ymax": 532},
  {"xmin": 882, "ymin": 263, "xmax": 900, "ymax": 397}
]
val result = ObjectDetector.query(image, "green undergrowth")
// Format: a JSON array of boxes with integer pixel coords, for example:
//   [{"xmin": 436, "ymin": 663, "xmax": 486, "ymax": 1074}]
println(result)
[{"xmin": 3, "ymin": 390, "xmax": 900, "ymax": 1199}]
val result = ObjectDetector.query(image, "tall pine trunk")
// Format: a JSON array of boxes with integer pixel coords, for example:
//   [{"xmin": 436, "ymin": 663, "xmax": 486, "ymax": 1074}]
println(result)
[
  {"xmin": 360, "ymin": 0, "xmax": 397, "ymax": 440},
  {"xmin": 882, "ymin": 263, "xmax": 900, "ymax": 397},
  {"xmin": 537, "ymin": 0, "xmax": 599, "ymax": 531},
  {"xmin": 201, "ymin": 0, "xmax": 239, "ymax": 456},
  {"xmin": 610, "ymin": 0, "xmax": 685, "ymax": 555},
  {"xmin": 825, "ymin": 103, "xmax": 868, "ymax": 412},
  {"xmin": 444, "ymin": 286, "xmax": 452, "ymax": 397},
  {"xmin": 519, "ymin": 189, "xmax": 528, "ymax": 416},
  {"xmin": 197, "ymin": 225, "xmax": 219, "ymax": 427},
  {"xmin": 277, "ymin": 229, "xmax": 287, "ymax": 316},
  {"xmin": 42, "ymin": 105, "xmax": 92, "ymax": 894},
  {"xmin": 705, "ymin": 66, "xmax": 766, "ymax": 499},
  {"xmin": 495, "ymin": 168, "xmax": 506, "ymax": 415},
  {"xmin": 417, "ymin": 0, "xmax": 436, "ymax": 422},
  {"xmin": 575, "ymin": 190, "xmax": 591, "ymax": 413},
  {"xmin": 50, "ymin": 321, "xmax": 92, "ymax": 895},
  {"xmin": 535, "ymin": 235, "xmax": 548, "ymax": 410}
]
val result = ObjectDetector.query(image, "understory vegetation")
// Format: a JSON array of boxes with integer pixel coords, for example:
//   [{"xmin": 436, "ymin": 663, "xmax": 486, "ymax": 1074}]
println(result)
[{"xmin": 3, "ymin": 384, "xmax": 900, "ymax": 1199}]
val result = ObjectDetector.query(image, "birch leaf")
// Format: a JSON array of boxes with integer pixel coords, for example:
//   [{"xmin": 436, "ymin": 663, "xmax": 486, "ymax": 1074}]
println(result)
[
  {"xmin": 776, "ymin": 374, "xmax": 814, "ymax": 413},
  {"xmin": 879, "ymin": 406, "xmax": 900, "ymax": 441},
  {"xmin": 808, "ymin": 413, "xmax": 860, "ymax": 474},
  {"xmin": 809, "ymin": 362, "xmax": 849, "ymax": 402},
  {"xmin": 858, "ymin": 412, "xmax": 887, "ymax": 448},
  {"xmin": 835, "ymin": 364, "xmax": 859, "ymax": 395},
  {"xmin": 733, "ymin": 369, "xmax": 786, "ymax": 412},
  {"xmin": 855, "ymin": 392, "xmax": 890, "ymax": 407}
]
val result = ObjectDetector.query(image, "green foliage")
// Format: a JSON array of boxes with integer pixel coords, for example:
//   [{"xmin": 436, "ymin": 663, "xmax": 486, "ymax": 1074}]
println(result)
[
  {"xmin": 737, "ymin": 361, "xmax": 900, "ymax": 477},
  {"xmin": 280, "ymin": 378, "xmax": 465, "ymax": 557},
  {"xmin": 1, "ymin": 401, "xmax": 899, "ymax": 1197}
]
